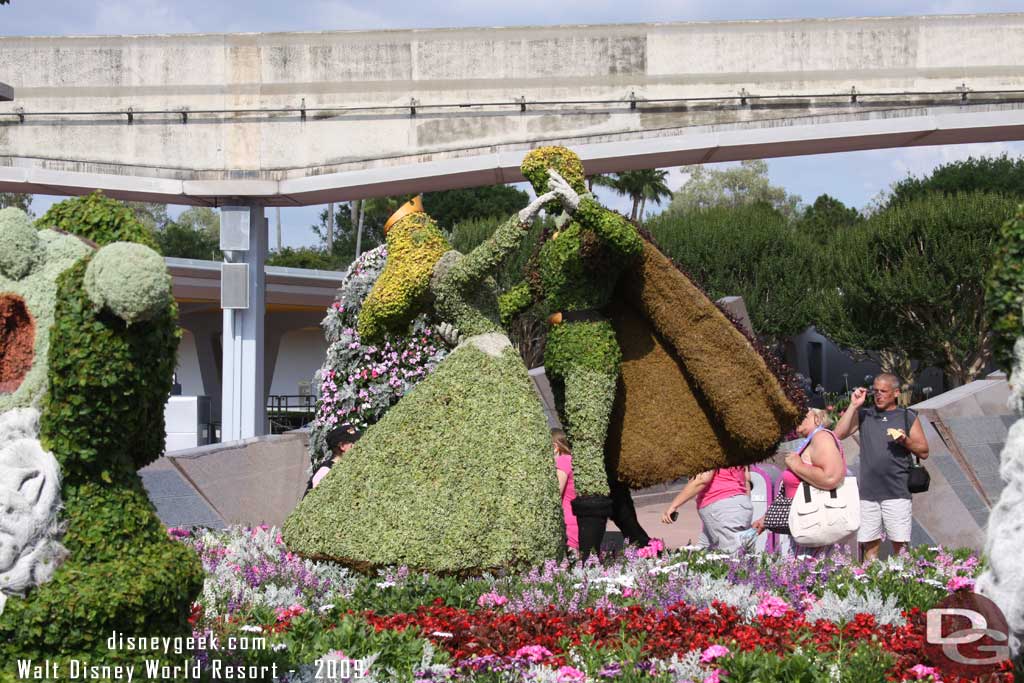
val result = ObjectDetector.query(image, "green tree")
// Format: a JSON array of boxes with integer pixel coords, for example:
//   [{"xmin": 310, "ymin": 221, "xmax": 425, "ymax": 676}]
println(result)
[
  {"xmin": 887, "ymin": 154, "xmax": 1024, "ymax": 207},
  {"xmin": 796, "ymin": 194, "xmax": 863, "ymax": 245},
  {"xmin": 154, "ymin": 221, "xmax": 220, "ymax": 261},
  {"xmin": 0, "ymin": 193, "xmax": 32, "ymax": 214},
  {"xmin": 175, "ymin": 206, "xmax": 219, "ymax": 237},
  {"xmin": 37, "ymin": 191, "xmax": 160, "ymax": 251},
  {"xmin": 266, "ymin": 246, "xmax": 348, "ymax": 270},
  {"xmin": 646, "ymin": 203, "xmax": 818, "ymax": 343},
  {"xmin": 125, "ymin": 202, "xmax": 171, "ymax": 232},
  {"xmin": 668, "ymin": 159, "xmax": 803, "ymax": 220},
  {"xmin": 592, "ymin": 169, "xmax": 673, "ymax": 223},
  {"xmin": 820, "ymin": 192, "xmax": 1020, "ymax": 387},
  {"xmin": 422, "ymin": 185, "xmax": 529, "ymax": 227},
  {"xmin": 985, "ymin": 204, "xmax": 1024, "ymax": 375}
]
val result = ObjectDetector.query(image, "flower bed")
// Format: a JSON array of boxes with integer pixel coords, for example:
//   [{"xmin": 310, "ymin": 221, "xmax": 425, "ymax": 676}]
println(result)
[{"xmin": 172, "ymin": 527, "xmax": 1015, "ymax": 683}]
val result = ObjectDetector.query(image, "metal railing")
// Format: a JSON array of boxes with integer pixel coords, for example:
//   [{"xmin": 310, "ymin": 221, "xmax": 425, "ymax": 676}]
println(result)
[{"xmin": 4, "ymin": 86, "xmax": 1023, "ymax": 124}]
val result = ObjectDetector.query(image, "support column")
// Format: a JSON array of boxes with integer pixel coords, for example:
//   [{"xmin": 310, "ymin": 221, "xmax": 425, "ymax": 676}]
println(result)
[{"xmin": 220, "ymin": 204, "xmax": 268, "ymax": 441}]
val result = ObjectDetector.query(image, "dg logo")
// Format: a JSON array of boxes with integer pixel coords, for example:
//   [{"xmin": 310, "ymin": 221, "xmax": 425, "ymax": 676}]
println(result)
[{"xmin": 925, "ymin": 591, "xmax": 1012, "ymax": 676}]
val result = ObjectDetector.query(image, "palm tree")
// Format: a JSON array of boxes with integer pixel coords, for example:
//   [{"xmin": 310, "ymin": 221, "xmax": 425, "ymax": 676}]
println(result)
[{"xmin": 590, "ymin": 170, "xmax": 673, "ymax": 223}]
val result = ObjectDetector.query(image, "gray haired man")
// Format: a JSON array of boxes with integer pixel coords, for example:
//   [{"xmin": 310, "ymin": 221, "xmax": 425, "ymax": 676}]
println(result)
[{"xmin": 834, "ymin": 373, "xmax": 929, "ymax": 563}]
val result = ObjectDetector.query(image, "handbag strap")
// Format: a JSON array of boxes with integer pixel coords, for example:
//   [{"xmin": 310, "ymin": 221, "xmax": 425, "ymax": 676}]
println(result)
[
  {"xmin": 903, "ymin": 408, "xmax": 921, "ymax": 466},
  {"xmin": 802, "ymin": 481, "xmax": 838, "ymax": 501}
]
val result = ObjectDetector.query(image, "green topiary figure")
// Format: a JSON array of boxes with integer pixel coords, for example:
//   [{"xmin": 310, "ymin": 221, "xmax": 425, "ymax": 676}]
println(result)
[
  {"xmin": 0, "ymin": 200, "xmax": 202, "ymax": 668},
  {"xmin": 285, "ymin": 187, "xmax": 574, "ymax": 574},
  {"xmin": 500, "ymin": 146, "xmax": 644, "ymax": 556}
]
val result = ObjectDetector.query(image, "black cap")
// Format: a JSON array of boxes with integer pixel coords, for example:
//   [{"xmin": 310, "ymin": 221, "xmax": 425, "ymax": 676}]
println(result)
[{"xmin": 326, "ymin": 424, "xmax": 362, "ymax": 450}]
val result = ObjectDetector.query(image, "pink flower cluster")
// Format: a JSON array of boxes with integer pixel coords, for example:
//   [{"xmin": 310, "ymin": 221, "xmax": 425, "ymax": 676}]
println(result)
[
  {"xmin": 513, "ymin": 645, "xmax": 552, "ymax": 663},
  {"xmin": 755, "ymin": 594, "xmax": 791, "ymax": 618},
  {"xmin": 637, "ymin": 538, "xmax": 665, "ymax": 559},
  {"xmin": 477, "ymin": 592, "xmax": 509, "ymax": 608}
]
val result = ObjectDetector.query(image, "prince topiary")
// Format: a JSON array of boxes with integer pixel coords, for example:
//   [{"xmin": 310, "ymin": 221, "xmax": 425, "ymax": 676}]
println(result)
[
  {"xmin": 0, "ymin": 193, "xmax": 202, "ymax": 666},
  {"xmin": 502, "ymin": 146, "xmax": 645, "ymax": 556}
]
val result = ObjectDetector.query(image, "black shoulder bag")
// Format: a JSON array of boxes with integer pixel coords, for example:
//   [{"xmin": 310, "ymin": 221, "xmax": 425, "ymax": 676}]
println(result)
[{"xmin": 905, "ymin": 408, "xmax": 931, "ymax": 494}]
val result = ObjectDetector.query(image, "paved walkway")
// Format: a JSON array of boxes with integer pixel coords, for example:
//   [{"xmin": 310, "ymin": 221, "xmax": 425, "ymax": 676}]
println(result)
[{"xmin": 605, "ymin": 479, "xmax": 705, "ymax": 550}]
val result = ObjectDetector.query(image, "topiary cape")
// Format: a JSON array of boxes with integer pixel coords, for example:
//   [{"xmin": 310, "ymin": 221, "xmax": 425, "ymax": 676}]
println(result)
[{"xmin": 605, "ymin": 237, "xmax": 806, "ymax": 485}]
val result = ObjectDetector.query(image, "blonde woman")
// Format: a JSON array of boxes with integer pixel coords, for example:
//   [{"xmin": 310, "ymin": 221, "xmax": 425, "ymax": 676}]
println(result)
[{"xmin": 753, "ymin": 408, "xmax": 848, "ymax": 555}]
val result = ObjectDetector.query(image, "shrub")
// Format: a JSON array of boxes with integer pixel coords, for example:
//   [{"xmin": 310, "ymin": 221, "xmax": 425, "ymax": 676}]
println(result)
[
  {"xmin": 611, "ymin": 240, "xmax": 803, "ymax": 476},
  {"xmin": 35, "ymin": 190, "xmax": 159, "ymax": 251},
  {"xmin": 521, "ymin": 146, "xmax": 587, "ymax": 212}
]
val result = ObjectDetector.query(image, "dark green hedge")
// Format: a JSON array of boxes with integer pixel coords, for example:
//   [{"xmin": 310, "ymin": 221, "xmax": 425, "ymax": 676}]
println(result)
[
  {"xmin": 35, "ymin": 190, "xmax": 160, "ymax": 251},
  {"xmin": 987, "ymin": 205, "xmax": 1024, "ymax": 375},
  {"xmin": 0, "ymin": 258, "xmax": 203, "ymax": 665}
]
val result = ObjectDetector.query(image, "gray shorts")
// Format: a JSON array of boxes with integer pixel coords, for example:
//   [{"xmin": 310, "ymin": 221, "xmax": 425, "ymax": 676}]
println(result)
[{"xmin": 697, "ymin": 494, "xmax": 753, "ymax": 552}]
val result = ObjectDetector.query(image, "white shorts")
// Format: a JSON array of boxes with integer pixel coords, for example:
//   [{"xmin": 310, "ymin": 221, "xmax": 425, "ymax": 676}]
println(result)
[{"xmin": 858, "ymin": 498, "xmax": 913, "ymax": 543}]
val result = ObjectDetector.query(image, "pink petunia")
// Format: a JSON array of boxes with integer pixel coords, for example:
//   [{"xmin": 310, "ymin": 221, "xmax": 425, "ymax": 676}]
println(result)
[
  {"xmin": 700, "ymin": 645, "xmax": 730, "ymax": 663},
  {"xmin": 703, "ymin": 669, "xmax": 722, "ymax": 683},
  {"xmin": 514, "ymin": 645, "xmax": 553, "ymax": 663},
  {"xmin": 477, "ymin": 592, "xmax": 509, "ymax": 608},
  {"xmin": 755, "ymin": 595, "xmax": 791, "ymax": 618},
  {"xmin": 554, "ymin": 666, "xmax": 586, "ymax": 682},
  {"xmin": 908, "ymin": 663, "xmax": 941, "ymax": 680},
  {"xmin": 947, "ymin": 576, "xmax": 975, "ymax": 592}
]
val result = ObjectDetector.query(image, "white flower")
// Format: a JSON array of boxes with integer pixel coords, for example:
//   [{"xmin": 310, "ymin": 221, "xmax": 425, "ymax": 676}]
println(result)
[
  {"xmin": 431, "ymin": 631, "xmax": 453, "ymax": 638},
  {"xmin": 319, "ymin": 604, "xmax": 335, "ymax": 613},
  {"xmin": 240, "ymin": 625, "xmax": 263, "ymax": 633},
  {"xmin": 375, "ymin": 580, "xmax": 396, "ymax": 589},
  {"xmin": 272, "ymin": 643, "xmax": 288, "ymax": 652}
]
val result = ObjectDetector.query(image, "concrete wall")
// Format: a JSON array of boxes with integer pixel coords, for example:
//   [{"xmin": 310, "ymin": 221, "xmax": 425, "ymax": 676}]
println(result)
[
  {"xmin": 788, "ymin": 325, "xmax": 947, "ymax": 396},
  {"xmin": 268, "ymin": 329, "xmax": 325, "ymax": 397},
  {"xmin": 174, "ymin": 319, "xmax": 327, "ymax": 402},
  {"xmin": 174, "ymin": 329, "xmax": 206, "ymax": 397},
  {"xmin": 3, "ymin": 15, "xmax": 1024, "ymax": 204}
]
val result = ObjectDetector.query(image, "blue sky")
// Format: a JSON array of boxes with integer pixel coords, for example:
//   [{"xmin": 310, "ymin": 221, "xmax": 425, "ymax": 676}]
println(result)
[{"xmin": 3, "ymin": 0, "xmax": 1023, "ymax": 247}]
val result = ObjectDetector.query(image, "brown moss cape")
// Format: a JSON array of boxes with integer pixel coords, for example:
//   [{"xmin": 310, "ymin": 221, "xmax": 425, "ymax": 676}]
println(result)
[{"xmin": 607, "ymin": 241, "xmax": 803, "ymax": 482}]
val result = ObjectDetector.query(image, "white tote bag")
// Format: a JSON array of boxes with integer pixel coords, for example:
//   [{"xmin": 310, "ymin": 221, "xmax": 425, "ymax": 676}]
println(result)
[{"xmin": 788, "ymin": 476, "xmax": 861, "ymax": 547}]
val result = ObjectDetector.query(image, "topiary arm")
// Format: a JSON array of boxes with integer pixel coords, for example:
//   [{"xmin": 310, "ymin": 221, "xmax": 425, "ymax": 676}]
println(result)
[
  {"xmin": 444, "ymin": 213, "xmax": 535, "ymax": 291},
  {"xmin": 499, "ymin": 282, "xmax": 534, "ymax": 325},
  {"xmin": 574, "ymin": 197, "xmax": 644, "ymax": 260}
]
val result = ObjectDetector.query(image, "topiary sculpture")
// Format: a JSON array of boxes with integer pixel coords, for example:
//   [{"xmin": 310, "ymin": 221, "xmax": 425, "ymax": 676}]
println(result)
[
  {"xmin": 500, "ymin": 147, "xmax": 646, "ymax": 556},
  {"xmin": 284, "ymin": 187, "xmax": 575, "ymax": 574},
  {"xmin": 501, "ymin": 147, "xmax": 805, "ymax": 557},
  {"xmin": 0, "ymin": 199, "xmax": 202, "ymax": 667}
]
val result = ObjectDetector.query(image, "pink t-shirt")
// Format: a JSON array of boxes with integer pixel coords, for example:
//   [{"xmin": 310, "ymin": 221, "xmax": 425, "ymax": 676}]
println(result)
[
  {"xmin": 695, "ymin": 466, "xmax": 748, "ymax": 509},
  {"xmin": 782, "ymin": 428, "xmax": 846, "ymax": 499},
  {"xmin": 555, "ymin": 454, "xmax": 579, "ymax": 550},
  {"xmin": 311, "ymin": 466, "xmax": 332, "ymax": 488}
]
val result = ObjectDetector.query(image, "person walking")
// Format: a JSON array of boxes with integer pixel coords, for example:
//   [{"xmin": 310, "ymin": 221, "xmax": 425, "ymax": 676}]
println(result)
[
  {"xmin": 552, "ymin": 429, "xmax": 579, "ymax": 552},
  {"xmin": 833, "ymin": 374, "xmax": 930, "ymax": 562},
  {"xmin": 305, "ymin": 424, "xmax": 362, "ymax": 493},
  {"xmin": 661, "ymin": 466, "xmax": 754, "ymax": 553}
]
